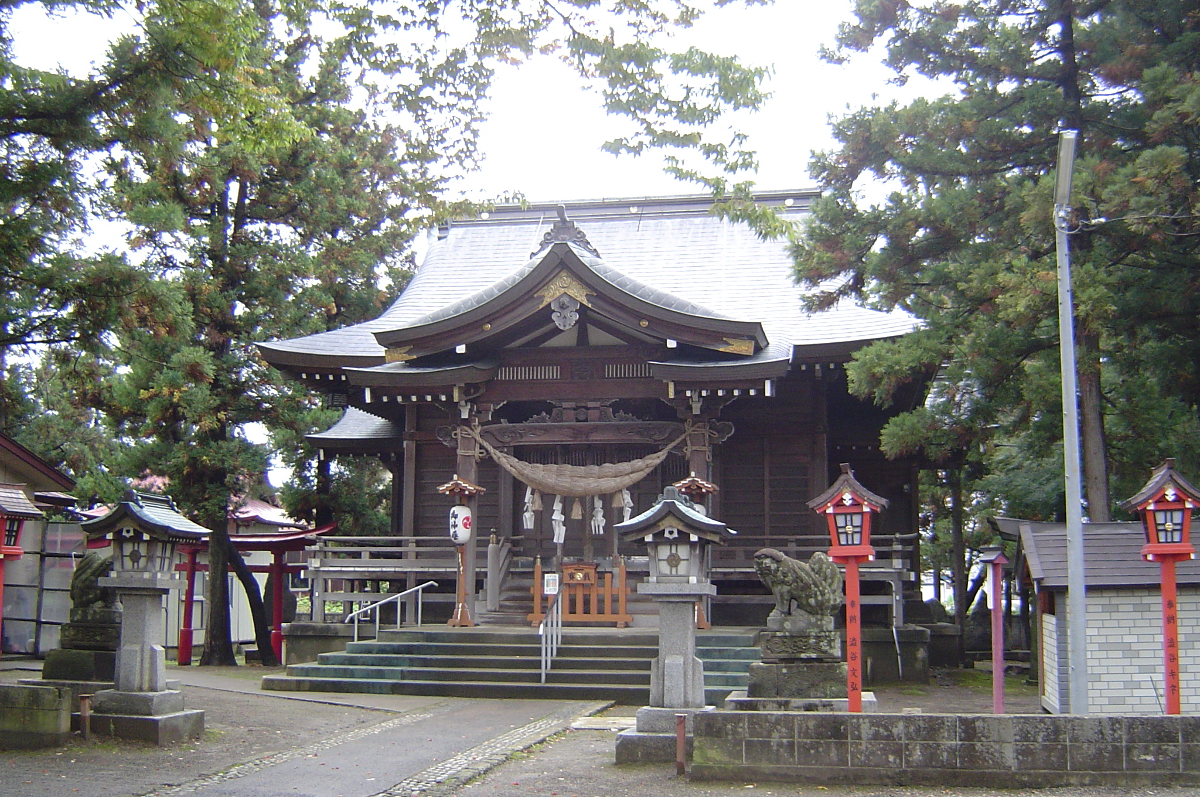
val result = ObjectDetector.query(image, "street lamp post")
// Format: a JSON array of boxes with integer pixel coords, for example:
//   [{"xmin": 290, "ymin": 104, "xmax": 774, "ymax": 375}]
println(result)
[
  {"xmin": 1119, "ymin": 459, "xmax": 1198, "ymax": 715},
  {"xmin": 808, "ymin": 464, "xmax": 888, "ymax": 713}
]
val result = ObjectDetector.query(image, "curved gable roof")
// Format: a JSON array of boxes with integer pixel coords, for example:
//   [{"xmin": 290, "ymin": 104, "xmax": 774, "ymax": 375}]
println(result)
[{"xmin": 372, "ymin": 239, "xmax": 767, "ymax": 359}]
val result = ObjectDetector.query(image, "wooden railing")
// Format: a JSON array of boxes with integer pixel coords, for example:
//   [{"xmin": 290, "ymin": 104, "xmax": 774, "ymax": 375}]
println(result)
[
  {"xmin": 527, "ymin": 558, "xmax": 631, "ymax": 627},
  {"xmin": 307, "ymin": 536, "xmax": 461, "ymax": 620}
]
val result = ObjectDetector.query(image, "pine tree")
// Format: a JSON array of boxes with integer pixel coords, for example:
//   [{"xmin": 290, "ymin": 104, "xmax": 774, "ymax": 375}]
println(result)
[{"xmin": 792, "ymin": 0, "xmax": 1200, "ymax": 646}]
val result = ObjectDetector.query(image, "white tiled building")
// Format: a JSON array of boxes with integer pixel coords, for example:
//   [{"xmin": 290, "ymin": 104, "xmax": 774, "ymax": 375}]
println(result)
[{"xmin": 1007, "ymin": 519, "xmax": 1199, "ymax": 715}]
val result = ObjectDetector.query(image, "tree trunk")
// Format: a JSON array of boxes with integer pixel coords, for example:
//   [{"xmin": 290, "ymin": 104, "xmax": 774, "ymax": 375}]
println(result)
[
  {"xmin": 949, "ymin": 468, "xmax": 967, "ymax": 668},
  {"xmin": 315, "ymin": 455, "xmax": 333, "ymax": 527},
  {"xmin": 964, "ymin": 562, "xmax": 988, "ymax": 615},
  {"xmin": 1078, "ymin": 332, "xmax": 1110, "ymax": 521},
  {"xmin": 227, "ymin": 540, "xmax": 280, "ymax": 667},
  {"xmin": 199, "ymin": 525, "xmax": 238, "ymax": 666}
]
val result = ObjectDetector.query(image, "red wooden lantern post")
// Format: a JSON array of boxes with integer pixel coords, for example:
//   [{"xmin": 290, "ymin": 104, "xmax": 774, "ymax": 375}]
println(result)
[
  {"xmin": 1120, "ymin": 459, "xmax": 1198, "ymax": 715},
  {"xmin": 978, "ymin": 544, "xmax": 1010, "ymax": 714},
  {"xmin": 438, "ymin": 475, "xmax": 486, "ymax": 628},
  {"xmin": 808, "ymin": 464, "xmax": 888, "ymax": 713}
]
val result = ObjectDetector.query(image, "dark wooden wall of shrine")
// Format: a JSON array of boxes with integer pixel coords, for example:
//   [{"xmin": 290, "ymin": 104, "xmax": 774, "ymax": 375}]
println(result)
[
  {"xmin": 397, "ymin": 366, "xmax": 917, "ymax": 579},
  {"xmin": 715, "ymin": 374, "xmax": 825, "ymax": 552}
]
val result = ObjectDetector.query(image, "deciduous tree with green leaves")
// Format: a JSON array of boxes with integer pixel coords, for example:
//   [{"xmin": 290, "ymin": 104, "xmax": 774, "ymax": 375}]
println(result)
[{"xmin": 8, "ymin": 0, "xmax": 773, "ymax": 664}]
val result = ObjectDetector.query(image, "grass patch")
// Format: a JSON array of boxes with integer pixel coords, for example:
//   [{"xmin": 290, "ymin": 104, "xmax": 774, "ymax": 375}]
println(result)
[{"xmin": 939, "ymin": 667, "xmax": 1038, "ymax": 696}]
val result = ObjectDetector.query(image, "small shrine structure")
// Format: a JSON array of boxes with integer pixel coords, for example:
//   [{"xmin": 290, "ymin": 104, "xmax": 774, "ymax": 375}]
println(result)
[
  {"xmin": 997, "ymin": 516, "xmax": 1200, "ymax": 714},
  {"xmin": 258, "ymin": 193, "xmax": 926, "ymax": 627}
]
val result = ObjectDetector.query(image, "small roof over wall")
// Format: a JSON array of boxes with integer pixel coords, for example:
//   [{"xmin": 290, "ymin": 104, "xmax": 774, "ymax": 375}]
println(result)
[
  {"xmin": 994, "ymin": 517, "xmax": 1200, "ymax": 590},
  {"xmin": 0, "ymin": 483, "xmax": 44, "ymax": 520}
]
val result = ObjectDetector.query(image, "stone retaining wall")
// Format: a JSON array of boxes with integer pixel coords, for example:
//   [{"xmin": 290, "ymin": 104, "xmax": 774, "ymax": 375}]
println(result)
[
  {"xmin": 0, "ymin": 684, "xmax": 71, "ymax": 749},
  {"xmin": 691, "ymin": 711, "xmax": 1200, "ymax": 787}
]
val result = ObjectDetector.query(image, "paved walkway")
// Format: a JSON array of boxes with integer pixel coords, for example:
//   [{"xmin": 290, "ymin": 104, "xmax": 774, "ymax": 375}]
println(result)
[{"xmin": 1, "ymin": 658, "xmax": 606, "ymax": 797}]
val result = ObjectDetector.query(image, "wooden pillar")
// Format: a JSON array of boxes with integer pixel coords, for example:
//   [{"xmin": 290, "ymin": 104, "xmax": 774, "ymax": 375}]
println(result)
[
  {"xmin": 686, "ymin": 421, "xmax": 711, "ymax": 481},
  {"xmin": 844, "ymin": 557, "xmax": 863, "ymax": 712},
  {"xmin": 402, "ymin": 408, "xmax": 418, "ymax": 614},
  {"xmin": 812, "ymin": 378, "xmax": 830, "ymax": 496},
  {"xmin": 456, "ymin": 410, "xmax": 480, "ymax": 619},
  {"xmin": 271, "ymin": 551, "xmax": 285, "ymax": 662},
  {"xmin": 178, "ymin": 547, "xmax": 199, "ymax": 665}
]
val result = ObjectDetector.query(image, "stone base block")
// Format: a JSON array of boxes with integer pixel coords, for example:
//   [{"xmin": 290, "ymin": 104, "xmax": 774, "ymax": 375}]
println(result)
[
  {"xmin": 19, "ymin": 679, "xmax": 115, "ymax": 712},
  {"xmin": 281, "ymin": 622, "xmax": 360, "ymax": 665},
  {"xmin": 862, "ymin": 626, "xmax": 931, "ymax": 685},
  {"xmin": 615, "ymin": 706, "xmax": 716, "ymax": 764},
  {"xmin": 0, "ymin": 684, "xmax": 71, "ymax": 749},
  {"xmin": 747, "ymin": 660, "xmax": 846, "ymax": 699},
  {"xmin": 723, "ymin": 689, "xmax": 878, "ymax": 712},
  {"xmin": 615, "ymin": 728, "xmax": 693, "ymax": 764},
  {"xmin": 60, "ymin": 622, "xmax": 121, "ymax": 652},
  {"xmin": 43, "ymin": 648, "xmax": 117, "ymax": 682},
  {"xmin": 635, "ymin": 705, "xmax": 715, "ymax": 734},
  {"xmin": 86, "ymin": 710, "xmax": 204, "ymax": 745},
  {"xmin": 93, "ymin": 689, "xmax": 186, "ymax": 716}
]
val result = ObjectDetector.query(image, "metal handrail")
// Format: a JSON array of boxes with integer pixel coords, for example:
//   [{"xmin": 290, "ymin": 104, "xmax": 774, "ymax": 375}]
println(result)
[
  {"xmin": 344, "ymin": 580, "xmax": 438, "ymax": 641},
  {"xmin": 538, "ymin": 590, "xmax": 563, "ymax": 684}
]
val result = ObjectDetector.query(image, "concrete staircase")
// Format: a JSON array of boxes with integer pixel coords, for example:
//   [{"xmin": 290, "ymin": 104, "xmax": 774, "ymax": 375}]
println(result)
[{"xmin": 262, "ymin": 627, "xmax": 761, "ymax": 705}]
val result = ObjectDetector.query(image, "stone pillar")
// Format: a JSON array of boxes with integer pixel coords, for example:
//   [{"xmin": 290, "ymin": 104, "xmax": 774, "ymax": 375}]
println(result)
[
  {"xmin": 111, "ymin": 584, "xmax": 169, "ymax": 693},
  {"xmin": 651, "ymin": 595, "xmax": 707, "ymax": 708}
]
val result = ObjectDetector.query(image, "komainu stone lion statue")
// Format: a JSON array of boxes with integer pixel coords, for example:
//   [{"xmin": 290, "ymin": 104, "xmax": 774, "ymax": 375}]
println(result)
[
  {"xmin": 70, "ymin": 550, "xmax": 117, "ymax": 611},
  {"xmin": 754, "ymin": 548, "xmax": 843, "ymax": 634}
]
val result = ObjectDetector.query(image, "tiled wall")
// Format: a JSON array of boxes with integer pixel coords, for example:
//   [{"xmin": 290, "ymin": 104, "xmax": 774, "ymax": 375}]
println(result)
[{"xmin": 1042, "ymin": 587, "xmax": 1197, "ymax": 715}]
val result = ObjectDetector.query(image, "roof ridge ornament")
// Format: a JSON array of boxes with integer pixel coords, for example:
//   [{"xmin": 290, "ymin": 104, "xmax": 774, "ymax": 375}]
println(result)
[{"xmin": 532, "ymin": 205, "xmax": 600, "ymax": 258}]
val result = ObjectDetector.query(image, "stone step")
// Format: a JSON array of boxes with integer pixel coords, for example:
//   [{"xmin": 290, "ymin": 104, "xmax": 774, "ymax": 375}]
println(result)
[
  {"xmin": 263, "ymin": 626, "xmax": 761, "ymax": 705},
  {"xmin": 285, "ymin": 665, "xmax": 653, "ymax": 686},
  {"xmin": 345, "ymin": 641, "xmax": 657, "ymax": 659},
  {"xmin": 314, "ymin": 652, "xmax": 655, "ymax": 672},
  {"xmin": 262, "ymin": 675, "xmax": 653, "ymax": 703}
]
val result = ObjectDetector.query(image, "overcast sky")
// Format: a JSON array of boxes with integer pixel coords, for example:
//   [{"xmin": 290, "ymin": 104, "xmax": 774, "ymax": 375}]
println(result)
[{"xmin": 10, "ymin": 1, "xmax": 941, "ymax": 204}]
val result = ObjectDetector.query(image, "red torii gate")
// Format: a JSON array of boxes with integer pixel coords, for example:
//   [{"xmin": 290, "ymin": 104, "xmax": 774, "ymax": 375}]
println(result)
[{"xmin": 174, "ymin": 523, "xmax": 335, "ymax": 664}]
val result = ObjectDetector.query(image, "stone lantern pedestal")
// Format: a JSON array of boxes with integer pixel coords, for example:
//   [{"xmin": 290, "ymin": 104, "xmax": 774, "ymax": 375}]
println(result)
[{"xmin": 90, "ymin": 574, "xmax": 204, "ymax": 745}]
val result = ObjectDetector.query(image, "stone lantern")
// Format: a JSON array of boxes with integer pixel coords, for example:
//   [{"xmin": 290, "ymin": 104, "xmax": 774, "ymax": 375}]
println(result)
[
  {"xmin": 616, "ymin": 485, "xmax": 733, "ymax": 708},
  {"xmin": 81, "ymin": 491, "xmax": 208, "ymax": 743},
  {"xmin": 1119, "ymin": 459, "xmax": 1199, "ymax": 716}
]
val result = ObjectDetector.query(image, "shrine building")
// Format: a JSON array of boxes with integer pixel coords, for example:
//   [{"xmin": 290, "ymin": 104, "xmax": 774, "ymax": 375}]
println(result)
[{"xmin": 258, "ymin": 192, "xmax": 925, "ymax": 628}]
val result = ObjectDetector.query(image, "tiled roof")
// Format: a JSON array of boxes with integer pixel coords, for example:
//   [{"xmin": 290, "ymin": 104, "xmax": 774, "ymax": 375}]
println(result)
[
  {"xmin": 81, "ymin": 490, "xmax": 211, "ymax": 541},
  {"xmin": 0, "ymin": 483, "xmax": 43, "ymax": 519},
  {"xmin": 260, "ymin": 194, "xmax": 916, "ymax": 366},
  {"xmin": 1009, "ymin": 518, "xmax": 1200, "ymax": 589},
  {"xmin": 308, "ymin": 408, "xmax": 405, "ymax": 446},
  {"xmin": 229, "ymin": 496, "xmax": 306, "ymax": 530}
]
